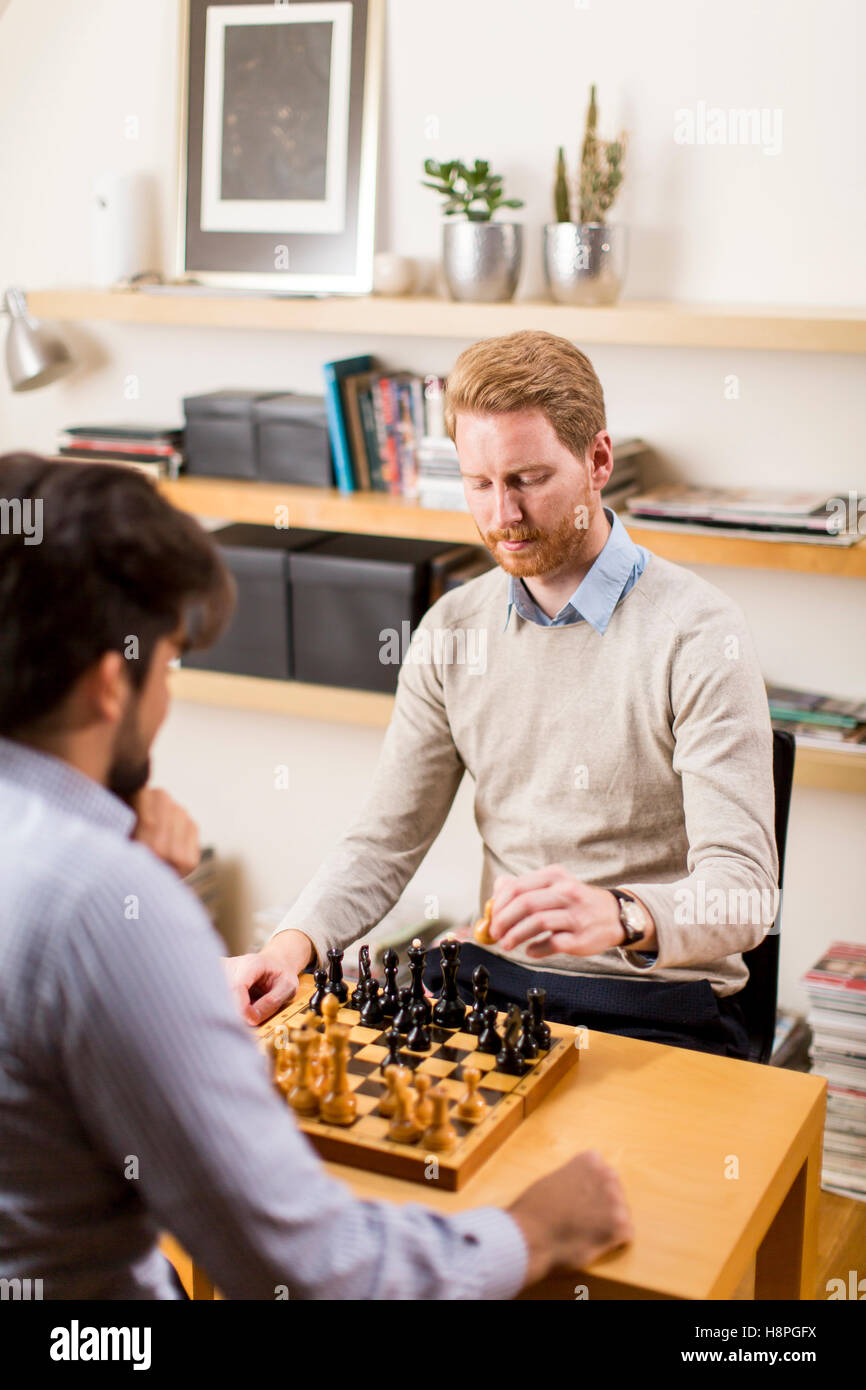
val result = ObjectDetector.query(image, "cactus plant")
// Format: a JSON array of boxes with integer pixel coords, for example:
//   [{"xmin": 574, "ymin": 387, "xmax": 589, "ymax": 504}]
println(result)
[
  {"xmin": 421, "ymin": 158, "xmax": 524, "ymax": 222},
  {"xmin": 553, "ymin": 85, "xmax": 627, "ymax": 224}
]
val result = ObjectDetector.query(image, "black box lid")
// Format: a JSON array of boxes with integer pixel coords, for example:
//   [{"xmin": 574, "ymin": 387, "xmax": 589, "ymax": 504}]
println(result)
[{"xmin": 182, "ymin": 390, "xmax": 284, "ymax": 420}]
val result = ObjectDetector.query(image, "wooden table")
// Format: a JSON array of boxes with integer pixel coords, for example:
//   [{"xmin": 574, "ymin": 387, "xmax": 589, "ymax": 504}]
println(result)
[{"xmin": 180, "ymin": 1026, "xmax": 826, "ymax": 1301}]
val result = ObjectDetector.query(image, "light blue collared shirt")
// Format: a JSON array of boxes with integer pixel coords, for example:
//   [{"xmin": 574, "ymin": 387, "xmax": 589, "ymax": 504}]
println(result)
[{"xmin": 504, "ymin": 506, "xmax": 650, "ymax": 635}]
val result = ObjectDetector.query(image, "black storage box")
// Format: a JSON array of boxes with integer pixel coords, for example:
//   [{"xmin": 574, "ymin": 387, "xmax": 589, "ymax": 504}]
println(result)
[
  {"xmin": 253, "ymin": 393, "xmax": 333, "ymax": 487},
  {"xmin": 183, "ymin": 390, "xmax": 281, "ymax": 479},
  {"xmin": 288, "ymin": 534, "xmax": 458, "ymax": 693},
  {"xmin": 182, "ymin": 524, "xmax": 330, "ymax": 679}
]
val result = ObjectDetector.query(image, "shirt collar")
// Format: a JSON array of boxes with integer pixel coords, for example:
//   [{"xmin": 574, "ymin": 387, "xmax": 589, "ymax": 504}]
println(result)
[
  {"xmin": 0, "ymin": 734, "xmax": 137, "ymax": 836},
  {"xmin": 504, "ymin": 506, "xmax": 641, "ymax": 635}
]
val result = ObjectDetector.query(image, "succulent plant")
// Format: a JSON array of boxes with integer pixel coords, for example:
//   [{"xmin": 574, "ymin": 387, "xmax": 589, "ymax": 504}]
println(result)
[
  {"xmin": 553, "ymin": 86, "xmax": 627, "ymax": 224},
  {"xmin": 421, "ymin": 158, "xmax": 524, "ymax": 223}
]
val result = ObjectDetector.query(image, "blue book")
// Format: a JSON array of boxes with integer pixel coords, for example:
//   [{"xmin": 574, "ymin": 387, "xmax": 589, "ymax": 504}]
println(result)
[{"xmin": 322, "ymin": 354, "xmax": 373, "ymax": 494}]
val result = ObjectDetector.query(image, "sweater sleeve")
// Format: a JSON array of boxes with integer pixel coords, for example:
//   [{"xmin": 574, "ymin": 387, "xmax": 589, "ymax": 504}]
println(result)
[
  {"xmin": 616, "ymin": 595, "xmax": 779, "ymax": 972},
  {"xmin": 270, "ymin": 606, "xmax": 466, "ymax": 962}
]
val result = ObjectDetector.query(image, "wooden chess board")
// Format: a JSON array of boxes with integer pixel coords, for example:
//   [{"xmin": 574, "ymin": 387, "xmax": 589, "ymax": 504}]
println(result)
[{"xmin": 256, "ymin": 976, "xmax": 580, "ymax": 1190}]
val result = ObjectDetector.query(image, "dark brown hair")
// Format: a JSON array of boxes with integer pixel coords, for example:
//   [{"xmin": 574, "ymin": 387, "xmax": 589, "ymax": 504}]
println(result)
[{"xmin": 0, "ymin": 454, "xmax": 234, "ymax": 736}]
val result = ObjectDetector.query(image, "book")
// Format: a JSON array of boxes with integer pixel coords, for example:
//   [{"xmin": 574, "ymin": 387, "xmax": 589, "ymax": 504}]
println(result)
[
  {"xmin": 358, "ymin": 387, "xmax": 387, "ymax": 491},
  {"xmin": 322, "ymin": 354, "xmax": 373, "ymax": 494},
  {"xmin": 340, "ymin": 369, "xmax": 378, "ymax": 492},
  {"xmin": 626, "ymin": 483, "xmax": 863, "ymax": 542}
]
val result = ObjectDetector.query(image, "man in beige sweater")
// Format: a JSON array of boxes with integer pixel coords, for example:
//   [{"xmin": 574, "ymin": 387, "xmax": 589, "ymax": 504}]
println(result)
[{"xmin": 228, "ymin": 331, "xmax": 779, "ymax": 1058}]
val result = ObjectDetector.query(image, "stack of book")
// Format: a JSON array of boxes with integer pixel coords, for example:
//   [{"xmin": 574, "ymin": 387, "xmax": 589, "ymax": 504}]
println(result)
[
  {"xmin": 766, "ymin": 683, "xmax": 866, "ymax": 753},
  {"xmin": 804, "ymin": 942, "xmax": 866, "ymax": 1202},
  {"xmin": 55, "ymin": 424, "xmax": 185, "ymax": 479},
  {"xmin": 626, "ymin": 484, "xmax": 864, "ymax": 546}
]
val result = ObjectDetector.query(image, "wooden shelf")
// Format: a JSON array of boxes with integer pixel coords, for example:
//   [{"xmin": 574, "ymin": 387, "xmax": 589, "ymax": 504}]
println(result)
[
  {"xmin": 28, "ymin": 288, "xmax": 866, "ymax": 353},
  {"xmin": 170, "ymin": 669, "xmax": 866, "ymax": 793},
  {"xmin": 157, "ymin": 476, "xmax": 866, "ymax": 578}
]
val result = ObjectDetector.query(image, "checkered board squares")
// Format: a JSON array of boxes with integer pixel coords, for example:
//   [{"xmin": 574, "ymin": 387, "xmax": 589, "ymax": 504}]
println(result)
[{"xmin": 257, "ymin": 982, "xmax": 579, "ymax": 1190}]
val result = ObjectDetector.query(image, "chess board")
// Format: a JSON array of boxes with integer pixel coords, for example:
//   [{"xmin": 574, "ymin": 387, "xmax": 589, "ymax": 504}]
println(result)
[{"xmin": 256, "ymin": 976, "xmax": 580, "ymax": 1190}]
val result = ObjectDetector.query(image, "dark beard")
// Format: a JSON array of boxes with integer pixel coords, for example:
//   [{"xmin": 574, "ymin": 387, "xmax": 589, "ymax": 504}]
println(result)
[{"xmin": 107, "ymin": 753, "xmax": 150, "ymax": 804}]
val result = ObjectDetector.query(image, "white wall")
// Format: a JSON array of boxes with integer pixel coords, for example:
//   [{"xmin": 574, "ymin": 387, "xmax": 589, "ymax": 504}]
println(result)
[{"xmin": 1, "ymin": 0, "xmax": 865, "ymax": 1011}]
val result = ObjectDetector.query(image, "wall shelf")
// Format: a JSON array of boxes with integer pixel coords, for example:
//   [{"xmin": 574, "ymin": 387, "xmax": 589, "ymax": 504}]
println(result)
[
  {"xmin": 28, "ymin": 288, "xmax": 866, "ymax": 354},
  {"xmin": 170, "ymin": 669, "xmax": 866, "ymax": 794},
  {"xmin": 157, "ymin": 476, "xmax": 866, "ymax": 579}
]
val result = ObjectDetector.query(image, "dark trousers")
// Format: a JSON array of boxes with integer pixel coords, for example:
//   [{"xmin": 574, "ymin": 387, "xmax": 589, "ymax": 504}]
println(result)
[{"xmin": 424, "ymin": 942, "xmax": 752, "ymax": 1060}]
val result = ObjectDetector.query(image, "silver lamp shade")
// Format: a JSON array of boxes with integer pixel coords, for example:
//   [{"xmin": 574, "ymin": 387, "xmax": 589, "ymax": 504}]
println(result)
[{"xmin": 4, "ymin": 286, "xmax": 74, "ymax": 391}]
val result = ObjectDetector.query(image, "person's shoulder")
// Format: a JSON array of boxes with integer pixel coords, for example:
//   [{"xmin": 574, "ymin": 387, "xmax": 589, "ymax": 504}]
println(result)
[
  {"xmin": 420, "ymin": 564, "xmax": 507, "ymax": 629},
  {"xmin": 630, "ymin": 551, "xmax": 749, "ymax": 634}
]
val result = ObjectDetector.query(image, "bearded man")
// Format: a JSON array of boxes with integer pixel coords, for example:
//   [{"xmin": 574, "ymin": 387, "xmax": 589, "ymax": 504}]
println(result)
[{"xmin": 229, "ymin": 330, "xmax": 778, "ymax": 1058}]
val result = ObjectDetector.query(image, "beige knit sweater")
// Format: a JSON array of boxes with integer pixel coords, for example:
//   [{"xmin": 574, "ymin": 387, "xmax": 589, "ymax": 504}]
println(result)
[{"xmin": 274, "ymin": 554, "xmax": 779, "ymax": 996}]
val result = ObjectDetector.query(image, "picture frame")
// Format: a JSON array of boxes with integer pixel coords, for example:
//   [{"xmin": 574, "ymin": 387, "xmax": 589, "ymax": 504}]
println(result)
[{"xmin": 175, "ymin": 0, "xmax": 383, "ymax": 294}]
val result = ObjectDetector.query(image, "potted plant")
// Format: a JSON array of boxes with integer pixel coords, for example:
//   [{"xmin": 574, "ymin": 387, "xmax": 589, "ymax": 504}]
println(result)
[
  {"xmin": 421, "ymin": 158, "xmax": 524, "ymax": 302},
  {"xmin": 544, "ymin": 86, "xmax": 628, "ymax": 305}
]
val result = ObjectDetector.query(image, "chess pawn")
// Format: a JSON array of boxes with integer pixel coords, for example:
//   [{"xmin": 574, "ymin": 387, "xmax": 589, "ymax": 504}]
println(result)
[
  {"xmin": 392, "ymin": 986, "xmax": 413, "ymax": 1035},
  {"xmin": 477, "ymin": 1004, "xmax": 501, "ymax": 1055},
  {"xmin": 360, "ymin": 980, "xmax": 385, "ymax": 1028},
  {"xmin": 473, "ymin": 897, "xmax": 494, "ymax": 945},
  {"xmin": 387, "ymin": 1072, "xmax": 421, "ymax": 1145},
  {"xmin": 321, "ymin": 992, "xmax": 341, "ymax": 1034},
  {"xmin": 466, "ymin": 963, "xmax": 489, "ymax": 1035},
  {"xmin": 421, "ymin": 1085, "xmax": 458, "ymax": 1152},
  {"xmin": 378, "ymin": 1063, "xmax": 410, "ymax": 1118},
  {"xmin": 274, "ymin": 1040, "xmax": 298, "ymax": 1097},
  {"xmin": 518, "ymin": 1008, "xmax": 539, "ymax": 1060},
  {"xmin": 320, "ymin": 1027, "xmax": 357, "ymax": 1126},
  {"xmin": 527, "ymin": 987, "xmax": 551, "ymax": 1051},
  {"xmin": 456, "ymin": 1066, "xmax": 487, "ymax": 1124},
  {"xmin": 380, "ymin": 947, "xmax": 401, "ymax": 1019},
  {"xmin": 287, "ymin": 1024, "xmax": 320, "ymax": 1115},
  {"xmin": 412, "ymin": 1073, "xmax": 434, "ymax": 1127},
  {"xmin": 406, "ymin": 1001, "xmax": 431, "ymax": 1053},
  {"xmin": 309, "ymin": 968, "xmax": 328, "ymax": 1014},
  {"xmin": 380, "ymin": 1027, "xmax": 404, "ymax": 1078},
  {"xmin": 324, "ymin": 946, "xmax": 349, "ymax": 1003}
]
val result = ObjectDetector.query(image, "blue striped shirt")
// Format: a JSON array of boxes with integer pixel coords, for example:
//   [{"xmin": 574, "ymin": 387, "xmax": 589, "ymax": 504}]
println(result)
[{"xmin": 0, "ymin": 736, "xmax": 527, "ymax": 1300}]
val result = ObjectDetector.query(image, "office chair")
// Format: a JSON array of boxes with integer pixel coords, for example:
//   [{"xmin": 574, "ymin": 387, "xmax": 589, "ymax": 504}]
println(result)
[{"xmin": 736, "ymin": 729, "xmax": 796, "ymax": 1064}]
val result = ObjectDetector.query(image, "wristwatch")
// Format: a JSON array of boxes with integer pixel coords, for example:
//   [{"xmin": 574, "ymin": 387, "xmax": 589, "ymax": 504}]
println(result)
[{"xmin": 608, "ymin": 888, "xmax": 647, "ymax": 949}]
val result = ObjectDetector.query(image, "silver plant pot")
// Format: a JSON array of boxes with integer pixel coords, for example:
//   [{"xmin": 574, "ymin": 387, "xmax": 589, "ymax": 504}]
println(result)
[
  {"xmin": 543, "ymin": 223, "xmax": 627, "ymax": 306},
  {"xmin": 442, "ymin": 221, "xmax": 523, "ymax": 302}
]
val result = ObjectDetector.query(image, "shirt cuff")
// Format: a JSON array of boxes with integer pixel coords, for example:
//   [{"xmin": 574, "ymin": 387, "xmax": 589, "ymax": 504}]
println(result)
[{"xmin": 446, "ymin": 1207, "xmax": 528, "ymax": 1300}]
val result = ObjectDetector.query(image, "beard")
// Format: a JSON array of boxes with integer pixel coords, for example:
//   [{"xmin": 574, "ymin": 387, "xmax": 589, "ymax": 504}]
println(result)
[
  {"xmin": 480, "ymin": 500, "xmax": 597, "ymax": 579},
  {"xmin": 106, "ymin": 697, "xmax": 151, "ymax": 804}
]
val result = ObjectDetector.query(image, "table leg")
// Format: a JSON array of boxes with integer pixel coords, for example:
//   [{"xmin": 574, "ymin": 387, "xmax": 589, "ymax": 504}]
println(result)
[{"xmin": 754, "ymin": 1123, "xmax": 822, "ymax": 1300}]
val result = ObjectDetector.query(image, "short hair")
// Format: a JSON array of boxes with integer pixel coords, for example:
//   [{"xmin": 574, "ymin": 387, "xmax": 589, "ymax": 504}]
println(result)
[
  {"xmin": 443, "ymin": 329, "xmax": 607, "ymax": 460},
  {"xmin": 0, "ymin": 454, "xmax": 234, "ymax": 737}
]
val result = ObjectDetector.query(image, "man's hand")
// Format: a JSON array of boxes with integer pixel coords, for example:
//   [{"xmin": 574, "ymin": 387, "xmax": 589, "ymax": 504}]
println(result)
[
  {"xmin": 487, "ymin": 864, "xmax": 656, "ymax": 959},
  {"xmin": 223, "ymin": 929, "xmax": 315, "ymax": 1025},
  {"xmin": 508, "ymin": 1149, "xmax": 633, "ymax": 1286},
  {"xmin": 130, "ymin": 788, "xmax": 200, "ymax": 879}
]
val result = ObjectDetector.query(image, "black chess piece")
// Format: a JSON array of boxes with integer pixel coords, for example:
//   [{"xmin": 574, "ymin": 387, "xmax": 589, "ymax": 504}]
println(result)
[
  {"xmin": 407, "ymin": 938, "xmax": 432, "ymax": 1025},
  {"xmin": 392, "ymin": 986, "xmax": 413, "ymax": 1035},
  {"xmin": 527, "ymin": 987, "xmax": 551, "ymax": 1051},
  {"xmin": 406, "ymin": 1001, "xmax": 432, "ymax": 1053},
  {"xmin": 477, "ymin": 1004, "xmax": 501, "ymax": 1055},
  {"xmin": 466, "ymin": 963, "xmax": 489, "ymax": 1035},
  {"xmin": 348, "ymin": 944, "xmax": 373, "ymax": 1011},
  {"xmin": 432, "ymin": 937, "xmax": 467, "ymax": 1030},
  {"xmin": 381, "ymin": 1027, "xmax": 404, "ymax": 1076},
  {"xmin": 309, "ymin": 968, "xmax": 328, "ymax": 1015},
  {"xmin": 496, "ymin": 1004, "xmax": 528, "ymax": 1076},
  {"xmin": 360, "ymin": 979, "xmax": 385, "ymax": 1028},
  {"xmin": 518, "ymin": 1008, "xmax": 539, "ymax": 1060},
  {"xmin": 324, "ymin": 947, "xmax": 348, "ymax": 1003},
  {"xmin": 380, "ymin": 947, "xmax": 401, "ymax": 1019}
]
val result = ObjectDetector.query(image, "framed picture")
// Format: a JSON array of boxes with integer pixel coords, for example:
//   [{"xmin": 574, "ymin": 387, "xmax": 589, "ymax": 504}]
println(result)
[{"xmin": 176, "ymin": 0, "xmax": 383, "ymax": 293}]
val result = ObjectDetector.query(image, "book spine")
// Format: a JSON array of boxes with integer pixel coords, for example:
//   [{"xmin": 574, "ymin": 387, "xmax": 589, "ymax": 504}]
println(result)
[
  {"xmin": 397, "ymin": 379, "xmax": 420, "ymax": 499},
  {"xmin": 377, "ymin": 376, "xmax": 401, "ymax": 495},
  {"xmin": 359, "ymin": 388, "xmax": 387, "ymax": 492},
  {"xmin": 322, "ymin": 363, "xmax": 356, "ymax": 494}
]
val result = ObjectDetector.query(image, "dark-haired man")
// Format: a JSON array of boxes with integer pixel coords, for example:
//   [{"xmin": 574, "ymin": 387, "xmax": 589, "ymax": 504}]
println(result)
[{"xmin": 0, "ymin": 453, "xmax": 631, "ymax": 1299}]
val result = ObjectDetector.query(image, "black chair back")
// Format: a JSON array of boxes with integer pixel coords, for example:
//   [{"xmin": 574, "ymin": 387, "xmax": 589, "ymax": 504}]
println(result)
[{"xmin": 737, "ymin": 729, "xmax": 796, "ymax": 1063}]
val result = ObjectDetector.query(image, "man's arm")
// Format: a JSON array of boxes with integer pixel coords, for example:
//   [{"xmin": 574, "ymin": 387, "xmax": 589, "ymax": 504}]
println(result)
[
  {"xmin": 616, "ymin": 594, "xmax": 780, "ymax": 972},
  {"xmin": 265, "ymin": 608, "xmax": 467, "ymax": 965}
]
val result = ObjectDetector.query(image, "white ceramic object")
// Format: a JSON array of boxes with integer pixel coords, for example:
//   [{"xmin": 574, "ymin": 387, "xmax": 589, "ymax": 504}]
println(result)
[{"xmin": 372, "ymin": 252, "xmax": 417, "ymax": 296}]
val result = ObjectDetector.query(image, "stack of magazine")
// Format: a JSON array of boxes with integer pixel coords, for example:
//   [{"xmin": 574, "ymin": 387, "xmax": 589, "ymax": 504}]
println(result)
[
  {"xmin": 54, "ymin": 424, "xmax": 185, "ymax": 479},
  {"xmin": 766, "ymin": 683, "xmax": 866, "ymax": 753},
  {"xmin": 804, "ymin": 942, "xmax": 866, "ymax": 1202},
  {"xmin": 626, "ymin": 484, "xmax": 864, "ymax": 546}
]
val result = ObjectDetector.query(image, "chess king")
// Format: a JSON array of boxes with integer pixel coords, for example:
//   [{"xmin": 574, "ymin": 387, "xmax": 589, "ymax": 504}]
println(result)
[{"xmin": 229, "ymin": 330, "xmax": 778, "ymax": 1059}]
